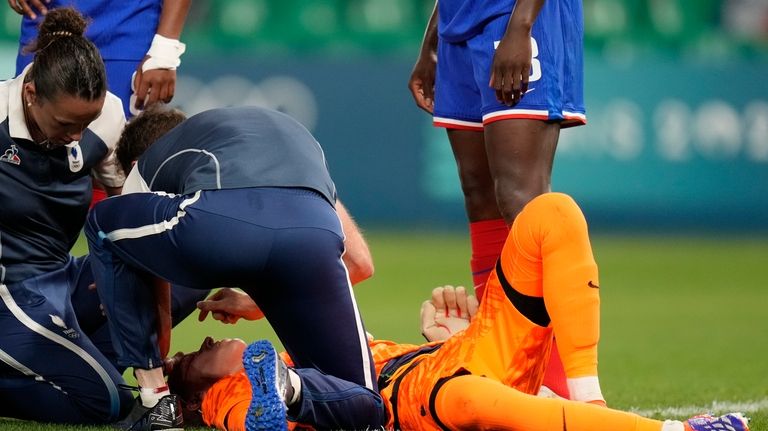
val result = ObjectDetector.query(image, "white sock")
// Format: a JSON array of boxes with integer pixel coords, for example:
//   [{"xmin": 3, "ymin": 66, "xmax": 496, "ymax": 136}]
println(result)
[
  {"xmin": 661, "ymin": 420, "xmax": 686, "ymax": 431},
  {"xmin": 287, "ymin": 369, "xmax": 301, "ymax": 405},
  {"xmin": 139, "ymin": 385, "xmax": 170, "ymax": 408}
]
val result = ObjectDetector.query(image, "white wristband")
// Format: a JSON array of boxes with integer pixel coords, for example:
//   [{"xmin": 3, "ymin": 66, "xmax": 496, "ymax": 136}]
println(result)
[
  {"xmin": 142, "ymin": 34, "xmax": 186, "ymax": 72},
  {"xmin": 567, "ymin": 376, "xmax": 605, "ymax": 403}
]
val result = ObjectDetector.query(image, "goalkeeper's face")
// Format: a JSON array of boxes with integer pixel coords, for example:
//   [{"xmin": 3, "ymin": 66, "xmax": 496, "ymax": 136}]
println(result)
[{"xmin": 169, "ymin": 337, "xmax": 247, "ymax": 390}]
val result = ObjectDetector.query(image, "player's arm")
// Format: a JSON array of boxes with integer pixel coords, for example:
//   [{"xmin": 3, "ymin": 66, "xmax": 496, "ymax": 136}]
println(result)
[
  {"xmin": 7, "ymin": 0, "xmax": 47, "ymax": 20},
  {"xmin": 491, "ymin": 0, "xmax": 545, "ymax": 106},
  {"xmin": 133, "ymin": 0, "xmax": 191, "ymax": 111},
  {"xmin": 336, "ymin": 200, "xmax": 374, "ymax": 285},
  {"xmin": 408, "ymin": 1, "xmax": 438, "ymax": 114},
  {"xmin": 91, "ymin": 94, "xmax": 128, "ymax": 195}
]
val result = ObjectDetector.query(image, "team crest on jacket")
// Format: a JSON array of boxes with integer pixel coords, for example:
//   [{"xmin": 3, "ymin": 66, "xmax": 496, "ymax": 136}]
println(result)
[
  {"xmin": 66, "ymin": 142, "xmax": 83, "ymax": 172},
  {"xmin": 0, "ymin": 144, "xmax": 21, "ymax": 165},
  {"xmin": 49, "ymin": 314, "xmax": 79, "ymax": 339}
]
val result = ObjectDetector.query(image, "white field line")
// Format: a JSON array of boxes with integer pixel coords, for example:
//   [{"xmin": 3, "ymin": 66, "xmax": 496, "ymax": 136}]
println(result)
[{"xmin": 630, "ymin": 398, "xmax": 768, "ymax": 417}]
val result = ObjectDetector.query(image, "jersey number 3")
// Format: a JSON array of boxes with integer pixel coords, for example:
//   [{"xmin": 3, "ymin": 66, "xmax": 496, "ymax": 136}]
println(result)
[{"xmin": 530, "ymin": 37, "xmax": 542, "ymax": 82}]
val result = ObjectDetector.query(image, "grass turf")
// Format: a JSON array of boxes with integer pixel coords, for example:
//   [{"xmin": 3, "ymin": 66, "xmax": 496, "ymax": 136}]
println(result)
[{"xmin": 1, "ymin": 231, "xmax": 765, "ymax": 430}]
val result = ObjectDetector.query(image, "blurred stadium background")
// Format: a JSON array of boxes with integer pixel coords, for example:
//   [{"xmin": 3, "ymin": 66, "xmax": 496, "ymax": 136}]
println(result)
[
  {"xmin": 1, "ymin": 1, "xmax": 767, "ymax": 429},
  {"xmin": 2, "ymin": 0, "xmax": 767, "ymax": 231}
]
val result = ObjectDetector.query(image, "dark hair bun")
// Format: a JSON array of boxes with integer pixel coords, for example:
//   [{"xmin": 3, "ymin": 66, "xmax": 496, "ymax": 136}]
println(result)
[{"xmin": 37, "ymin": 7, "xmax": 87, "ymax": 45}]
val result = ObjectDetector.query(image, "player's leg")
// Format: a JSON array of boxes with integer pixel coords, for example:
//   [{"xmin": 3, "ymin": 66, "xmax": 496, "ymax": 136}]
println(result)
[
  {"xmin": 510, "ymin": 193, "xmax": 602, "ymax": 401},
  {"xmin": 434, "ymin": 39, "xmax": 508, "ymax": 299},
  {"xmin": 85, "ymin": 191, "xmax": 215, "ymax": 372},
  {"xmin": 85, "ymin": 191, "xmax": 217, "ymax": 429},
  {"xmin": 234, "ymin": 188, "xmax": 384, "ymax": 428},
  {"xmin": 470, "ymin": 10, "xmax": 564, "ymax": 225},
  {"xmin": 172, "ymin": 187, "xmax": 385, "ymax": 429},
  {"xmin": 68, "ymin": 254, "xmax": 206, "ymax": 372},
  {"xmin": 238, "ymin": 340, "xmax": 383, "ymax": 431},
  {"xmin": 484, "ymin": 119, "xmax": 569, "ymax": 397},
  {"xmin": 448, "ymin": 129, "xmax": 509, "ymax": 300},
  {"xmin": 433, "ymin": 375, "xmax": 670, "ymax": 431},
  {"xmin": 484, "ymin": 118, "xmax": 560, "ymax": 222},
  {"xmin": 0, "ymin": 262, "xmax": 133, "ymax": 424},
  {"xmin": 472, "ymin": 8, "xmax": 576, "ymax": 397}
]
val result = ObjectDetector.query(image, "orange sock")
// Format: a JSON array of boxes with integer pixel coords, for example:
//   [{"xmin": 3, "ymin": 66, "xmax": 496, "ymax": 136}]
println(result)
[
  {"xmin": 434, "ymin": 375, "xmax": 663, "ymax": 431},
  {"xmin": 469, "ymin": 218, "xmax": 509, "ymax": 300}
]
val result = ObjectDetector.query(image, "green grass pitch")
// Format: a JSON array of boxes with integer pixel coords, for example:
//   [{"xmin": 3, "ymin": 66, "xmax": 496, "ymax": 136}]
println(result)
[{"xmin": 1, "ymin": 231, "xmax": 766, "ymax": 430}]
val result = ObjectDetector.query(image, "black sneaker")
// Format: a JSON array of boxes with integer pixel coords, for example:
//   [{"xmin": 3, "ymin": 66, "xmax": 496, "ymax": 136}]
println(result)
[
  {"xmin": 114, "ymin": 394, "xmax": 184, "ymax": 431},
  {"xmin": 243, "ymin": 340, "xmax": 292, "ymax": 431}
]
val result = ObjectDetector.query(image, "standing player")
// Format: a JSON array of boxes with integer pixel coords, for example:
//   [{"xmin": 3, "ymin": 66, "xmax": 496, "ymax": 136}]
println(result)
[
  {"xmin": 408, "ymin": 0, "xmax": 587, "ymax": 398},
  {"xmin": 10, "ymin": 0, "xmax": 191, "ymax": 207},
  {"xmin": 168, "ymin": 195, "xmax": 750, "ymax": 431},
  {"xmin": 84, "ymin": 105, "xmax": 384, "ymax": 430},
  {"xmin": 11, "ymin": 0, "xmax": 190, "ymax": 118},
  {"xmin": 0, "ymin": 8, "xmax": 134, "ymax": 425}
]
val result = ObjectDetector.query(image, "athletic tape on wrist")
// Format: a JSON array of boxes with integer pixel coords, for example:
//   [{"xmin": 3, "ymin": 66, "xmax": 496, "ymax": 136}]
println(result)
[
  {"xmin": 567, "ymin": 376, "xmax": 605, "ymax": 403},
  {"xmin": 143, "ymin": 34, "xmax": 186, "ymax": 72}
]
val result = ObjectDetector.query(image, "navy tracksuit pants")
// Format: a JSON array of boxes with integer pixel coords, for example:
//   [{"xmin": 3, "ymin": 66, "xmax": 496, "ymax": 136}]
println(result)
[
  {"xmin": 0, "ymin": 255, "xmax": 206, "ymax": 424},
  {"xmin": 85, "ymin": 187, "xmax": 385, "ymax": 429}
]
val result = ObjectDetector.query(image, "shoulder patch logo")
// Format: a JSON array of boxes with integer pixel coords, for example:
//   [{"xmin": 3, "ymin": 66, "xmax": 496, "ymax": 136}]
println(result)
[
  {"xmin": 0, "ymin": 144, "xmax": 21, "ymax": 165},
  {"xmin": 67, "ymin": 142, "xmax": 83, "ymax": 172}
]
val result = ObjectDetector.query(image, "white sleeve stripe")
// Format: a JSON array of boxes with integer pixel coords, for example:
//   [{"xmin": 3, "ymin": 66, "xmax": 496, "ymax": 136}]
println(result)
[
  {"xmin": 103, "ymin": 191, "xmax": 201, "ymax": 242},
  {"xmin": 148, "ymin": 149, "xmax": 222, "ymax": 190}
]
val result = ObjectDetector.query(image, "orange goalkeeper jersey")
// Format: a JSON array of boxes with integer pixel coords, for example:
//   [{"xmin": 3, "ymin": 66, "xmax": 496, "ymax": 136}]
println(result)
[{"xmin": 379, "ymin": 193, "xmax": 601, "ymax": 430}]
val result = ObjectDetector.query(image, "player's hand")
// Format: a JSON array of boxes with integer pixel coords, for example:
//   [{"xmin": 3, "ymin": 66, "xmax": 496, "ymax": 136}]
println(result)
[
  {"xmin": 196, "ymin": 288, "xmax": 264, "ymax": 324},
  {"xmin": 490, "ymin": 26, "xmax": 532, "ymax": 106},
  {"xmin": 408, "ymin": 51, "xmax": 437, "ymax": 114},
  {"xmin": 420, "ymin": 285, "xmax": 478, "ymax": 342},
  {"xmin": 133, "ymin": 58, "xmax": 176, "ymax": 111},
  {"xmin": 7, "ymin": 0, "xmax": 48, "ymax": 19}
]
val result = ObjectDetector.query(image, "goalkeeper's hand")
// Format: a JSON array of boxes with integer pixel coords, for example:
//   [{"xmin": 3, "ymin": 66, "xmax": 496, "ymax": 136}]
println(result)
[
  {"xmin": 420, "ymin": 285, "xmax": 478, "ymax": 342},
  {"xmin": 197, "ymin": 288, "xmax": 264, "ymax": 324}
]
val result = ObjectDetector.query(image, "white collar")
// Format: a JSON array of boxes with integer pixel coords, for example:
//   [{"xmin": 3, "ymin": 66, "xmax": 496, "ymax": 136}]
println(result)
[{"xmin": 8, "ymin": 63, "xmax": 35, "ymax": 142}]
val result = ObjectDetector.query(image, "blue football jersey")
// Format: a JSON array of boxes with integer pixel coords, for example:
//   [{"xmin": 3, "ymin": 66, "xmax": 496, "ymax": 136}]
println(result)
[
  {"xmin": 438, "ymin": 0, "xmax": 514, "ymax": 42},
  {"xmin": 18, "ymin": 0, "xmax": 161, "ymax": 62}
]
